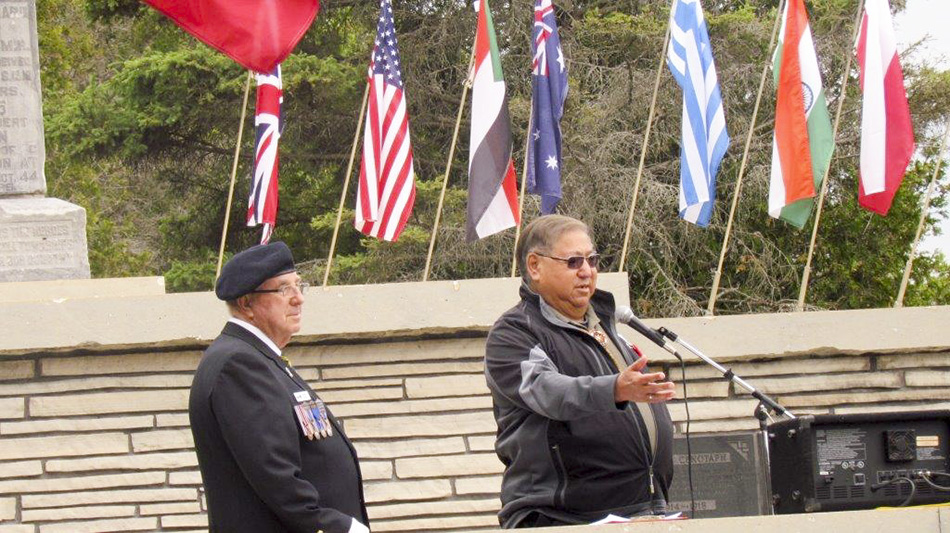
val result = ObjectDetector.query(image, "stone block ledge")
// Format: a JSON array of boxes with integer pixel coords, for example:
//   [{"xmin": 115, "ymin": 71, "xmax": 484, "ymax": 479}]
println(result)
[
  {"xmin": 449, "ymin": 507, "xmax": 949, "ymax": 532},
  {"xmin": 0, "ymin": 274, "xmax": 630, "ymax": 356},
  {"xmin": 1, "ymin": 272, "xmax": 948, "ymax": 366}
]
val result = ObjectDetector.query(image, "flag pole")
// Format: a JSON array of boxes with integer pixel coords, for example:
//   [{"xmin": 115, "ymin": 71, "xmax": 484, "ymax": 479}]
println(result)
[
  {"xmin": 323, "ymin": 83, "xmax": 371, "ymax": 288},
  {"xmin": 706, "ymin": 0, "xmax": 785, "ymax": 314},
  {"xmin": 796, "ymin": 0, "xmax": 865, "ymax": 312},
  {"xmin": 617, "ymin": 22, "xmax": 671, "ymax": 273},
  {"xmin": 511, "ymin": 105, "xmax": 534, "ymax": 277},
  {"xmin": 215, "ymin": 70, "xmax": 254, "ymax": 280},
  {"xmin": 895, "ymin": 119, "xmax": 950, "ymax": 307},
  {"xmin": 423, "ymin": 47, "xmax": 477, "ymax": 282}
]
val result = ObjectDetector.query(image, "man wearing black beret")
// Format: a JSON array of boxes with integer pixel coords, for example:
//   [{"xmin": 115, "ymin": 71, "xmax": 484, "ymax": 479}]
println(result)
[{"xmin": 189, "ymin": 242, "xmax": 369, "ymax": 533}]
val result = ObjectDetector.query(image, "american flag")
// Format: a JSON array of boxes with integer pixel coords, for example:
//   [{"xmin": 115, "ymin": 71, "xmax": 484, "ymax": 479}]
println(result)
[
  {"xmin": 247, "ymin": 65, "xmax": 282, "ymax": 244},
  {"xmin": 355, "ymin": 0, "xmax": 416, "ymax": 241},
  {"xmin": 526, "ymin": 0, "xmax": 568, "ymax": 215}
]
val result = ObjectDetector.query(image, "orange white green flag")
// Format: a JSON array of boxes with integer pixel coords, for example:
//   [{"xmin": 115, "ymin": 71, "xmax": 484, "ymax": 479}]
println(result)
[{"xmin": 768, "ymin": 0, "xmax": 834, "ymax": 229}]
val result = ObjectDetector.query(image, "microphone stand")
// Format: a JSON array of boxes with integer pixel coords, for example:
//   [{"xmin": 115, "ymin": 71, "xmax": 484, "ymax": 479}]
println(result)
[
  {"xmin": 656, "ymin": 327, "xmax": 795, "ymax": 421},
  {"xmin": 654, "ymin": 326, "xmax": 795, "ymax": 516}
]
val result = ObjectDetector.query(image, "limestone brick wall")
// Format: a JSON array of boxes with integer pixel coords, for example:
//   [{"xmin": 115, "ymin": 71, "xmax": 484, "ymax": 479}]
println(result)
[
  {"xmin": 1, "ymin": 277, "xmax": 948, "ymax": 533},
  {"xmin": 1, "ymin": 334, "xmax": 949, "ymax": 532}
]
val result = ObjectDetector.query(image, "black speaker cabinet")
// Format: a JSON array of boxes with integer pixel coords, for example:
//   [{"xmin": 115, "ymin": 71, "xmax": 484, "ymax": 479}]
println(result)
[{"xmin": 768, "ymin": 410, "xmax": 950, "ymax": 514}]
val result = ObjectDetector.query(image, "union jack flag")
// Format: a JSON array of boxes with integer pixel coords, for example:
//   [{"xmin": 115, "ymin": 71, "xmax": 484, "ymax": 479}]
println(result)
[
  {"xmin": 247, "ymin": 65, "xmax": 282, "ymax": 244},
  {"xmin": 355, "ymin": 0, "xmax": 416, "ymax": 241},
  {"xmin": 526, "ymin": 0, "xmax": 568, "ymax": 214},
  {"xmin": 531, "ymin": 0, "xmax": 554, "ymax": 75}
]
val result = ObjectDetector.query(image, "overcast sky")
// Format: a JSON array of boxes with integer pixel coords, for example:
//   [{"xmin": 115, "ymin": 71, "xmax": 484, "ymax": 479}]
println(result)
[{"xmin": 895, "ymin": 0, "xmax": 950, "ymax": 255}]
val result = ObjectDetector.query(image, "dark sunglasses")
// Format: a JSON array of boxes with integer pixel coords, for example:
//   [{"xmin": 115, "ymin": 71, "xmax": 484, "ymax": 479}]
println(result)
[{"xmin": 535, "ymin": 252, "xmax": 600, "ymax": 270}]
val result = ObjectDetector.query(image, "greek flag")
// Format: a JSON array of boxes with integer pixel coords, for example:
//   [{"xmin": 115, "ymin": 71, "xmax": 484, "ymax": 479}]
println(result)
[{"xmin": 666, "ymin": 0, "xmax": 729, "ymax": 226}]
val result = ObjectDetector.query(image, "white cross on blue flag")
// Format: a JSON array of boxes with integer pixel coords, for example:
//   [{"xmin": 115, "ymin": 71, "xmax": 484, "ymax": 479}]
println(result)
[{"xmin": 666, "ymin": 0, "xmax": 729, "ymax": 226}]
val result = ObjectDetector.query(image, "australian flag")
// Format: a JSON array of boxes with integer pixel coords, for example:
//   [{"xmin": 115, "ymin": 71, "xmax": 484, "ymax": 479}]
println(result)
[{"xmin": 526, "ymin": 0, "xmax": 568, "ymax": 215}]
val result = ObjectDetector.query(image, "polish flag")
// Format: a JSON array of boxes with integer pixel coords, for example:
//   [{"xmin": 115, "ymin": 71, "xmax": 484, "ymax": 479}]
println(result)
[{"xmin": 855, "ymin": 0, "xmax": 915, "ymax": 216}]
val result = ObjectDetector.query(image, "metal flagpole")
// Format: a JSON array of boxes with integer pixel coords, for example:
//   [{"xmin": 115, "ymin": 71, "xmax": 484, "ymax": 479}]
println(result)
[
  {"xmin": 707, "ymin": 0, "xmax": 785, "ymax": 314},
  {"xmin": 215, "ymin": 70, "xmax": 254, "ymax": 280},
  {"xmin": 796, "ymin": 0, "xmax": 865, "ymax": 312},
  {"xmin": 617, "ymin": 23, "xmax": 671, "ymax": 273},
  {"xmin": 323, "ymin": 83, "xmax": 371, "ymax": 288},
  {"xmin": 423, "ymin": 47, "xmax": 477, "ymax": 282},
  {"xmin": 511, "ymin": 106, "xmax": 534, "ymax": 277},
  {"xmin": 895, "ymin": 119, "xmax": 950, "ymax": 308}
]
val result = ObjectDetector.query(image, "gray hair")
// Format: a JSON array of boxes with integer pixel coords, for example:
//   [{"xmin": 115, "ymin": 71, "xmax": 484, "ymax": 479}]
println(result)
[{"xmin": 516, "ymin": 215, "xmax": 592, "ymax": 282}]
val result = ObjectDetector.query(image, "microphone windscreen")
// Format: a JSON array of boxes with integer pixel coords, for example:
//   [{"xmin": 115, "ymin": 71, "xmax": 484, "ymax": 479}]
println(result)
[{"xmin": 615, "ymin": 306, "xmax": 635, "ymax": 324}]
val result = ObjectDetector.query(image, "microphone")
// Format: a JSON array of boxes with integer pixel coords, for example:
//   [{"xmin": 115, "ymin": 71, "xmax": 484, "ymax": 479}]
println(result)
[{"xmin": 614, "ymin": 306, "xmax": 682, "ymax": 360}]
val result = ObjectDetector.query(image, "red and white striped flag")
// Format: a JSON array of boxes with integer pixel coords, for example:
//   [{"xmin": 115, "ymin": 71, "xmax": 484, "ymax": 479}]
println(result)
[
  {"xmin": 355, "ymin": 0, "xmax": 416, "ymax": 241},
  {"xmin": 247, "ymin": 66, "xmax": 282, "ymax": 244},
  {"xmin": 856, "ymin": 0, "xmax": 915, "ymax": 216}
]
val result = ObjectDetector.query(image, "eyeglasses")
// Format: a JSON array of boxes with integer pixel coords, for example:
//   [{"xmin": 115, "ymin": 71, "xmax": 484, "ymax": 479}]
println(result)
[
  {"xmin": 534, "ymin": 252, "xmax": 600, "ymax": 270},
  {"xmin": 250, "ymin": 281, "xmax": 309, "ymax": 297}
]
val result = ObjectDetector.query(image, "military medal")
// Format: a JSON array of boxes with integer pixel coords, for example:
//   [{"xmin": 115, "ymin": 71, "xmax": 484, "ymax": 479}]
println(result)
[
  {"xmin": 293, "ymin": 403, "xmax": 316, "ymax": 440},
  {"xmin": 310, "ymin": 399, "xmax": 332, "ymax": 438}
]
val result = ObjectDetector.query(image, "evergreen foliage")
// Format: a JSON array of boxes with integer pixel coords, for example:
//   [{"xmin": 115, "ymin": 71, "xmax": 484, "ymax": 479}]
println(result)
[{"xmin": 37, "ymin": 0, "xmax": 950, "ymax": 314}]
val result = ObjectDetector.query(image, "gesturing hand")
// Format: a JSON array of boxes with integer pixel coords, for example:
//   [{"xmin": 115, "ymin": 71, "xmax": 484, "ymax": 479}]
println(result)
[{"xmin": 613, "ymin": 356, "xmax": 676, "ymax": 404}]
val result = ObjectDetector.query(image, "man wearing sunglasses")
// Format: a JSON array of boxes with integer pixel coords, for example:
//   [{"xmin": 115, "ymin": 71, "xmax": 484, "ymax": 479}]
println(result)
[
  {"xmin": 485, "ymin": 215, "xmax": 676, "ymax": 528},
  {"xmin": 189, "ymin": 242, "xmax": 369, "ymax": 533}
]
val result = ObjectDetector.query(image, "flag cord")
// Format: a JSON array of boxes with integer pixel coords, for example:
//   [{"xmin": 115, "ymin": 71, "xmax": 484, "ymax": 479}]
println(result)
[
  {"xmin": 617, "ymin": 22, "xmax": 671, "ymax": 273},
  {"xmin": 895, "ymin": 119, "xmax": 950, "ymax": 307},
  {"xmin": 215, "ymin": 70, "xmax": 254, "ymax": 280},
  {"xmin": 423, "ymin": 47, "xmax": 477, "ymax": 282},
  {"xmin": 796, "ymin": 0, "xmax": 865, "ymax": 312},
  {"xmin": 323, "ymin": 83, "xmax": 371, "ymax": 288},
  {"xmin": 510, "ymin": 105, "xmax": 534, "ymax": 277},
  {"xmin": 706, "ymin": 0, "xmax": 786, "ymax": 315}
]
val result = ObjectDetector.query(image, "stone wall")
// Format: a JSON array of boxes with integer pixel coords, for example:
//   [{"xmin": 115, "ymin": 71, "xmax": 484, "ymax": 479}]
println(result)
[{"xmin": 0, "ymin": 276, "xmax": 948, "ymax": 532}]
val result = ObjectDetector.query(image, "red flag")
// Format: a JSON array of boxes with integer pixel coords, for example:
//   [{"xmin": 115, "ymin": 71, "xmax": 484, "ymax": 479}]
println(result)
[
  {"xmin": 855, "ymin": 0, "xmax": 915, "ymax": 215},
  {"xmin": 143, "ymin": 0, "xmax": 320, "ymax": 72}
]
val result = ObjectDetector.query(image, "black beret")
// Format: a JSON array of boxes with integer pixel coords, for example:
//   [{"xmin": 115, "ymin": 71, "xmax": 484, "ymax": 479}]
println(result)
[{"xmin": 215, "ymin": 241, "xmax": 296, "ymax": 301}]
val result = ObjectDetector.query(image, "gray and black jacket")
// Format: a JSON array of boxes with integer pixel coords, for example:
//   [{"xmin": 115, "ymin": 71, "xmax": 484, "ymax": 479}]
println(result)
[{"xmin": 485, "ymin": 284, "xmax": 674, "ymax": 528}]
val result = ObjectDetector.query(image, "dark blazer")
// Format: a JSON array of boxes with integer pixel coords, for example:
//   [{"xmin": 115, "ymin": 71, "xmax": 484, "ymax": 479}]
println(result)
[{"xmin": 189, "ymin": 322, "xmax": 368, "ymax": 533}]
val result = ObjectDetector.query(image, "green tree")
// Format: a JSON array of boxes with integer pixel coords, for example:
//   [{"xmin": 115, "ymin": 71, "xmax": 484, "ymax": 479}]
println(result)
[{"xmin": 37, "ymin": 0, "xmax": 950, "ymax": 311}]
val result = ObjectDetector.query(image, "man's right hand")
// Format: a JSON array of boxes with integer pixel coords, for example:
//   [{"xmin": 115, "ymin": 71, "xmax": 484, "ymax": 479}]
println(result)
[{"xmin": 613, "ymin": 356, "xmax": 676, "ymax": 404}]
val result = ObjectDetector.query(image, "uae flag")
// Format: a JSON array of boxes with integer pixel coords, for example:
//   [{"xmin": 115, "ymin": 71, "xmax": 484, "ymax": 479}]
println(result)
[
  {"xmin": 466, "ymin": 0, "xmax": 520, "ymax": 242},
  {"xmin": 768, "ymin": 0, "xmax": 834, "ymax": 229},
  {"xmin": 856, "ymin": 0, "xmax": 915, "ymax": 216}
]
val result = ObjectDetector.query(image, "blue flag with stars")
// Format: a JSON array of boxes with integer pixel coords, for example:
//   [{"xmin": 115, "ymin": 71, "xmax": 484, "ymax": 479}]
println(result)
[{"xmin": 526, "ymin": 0, "xmax": 568, "ymax": 215}]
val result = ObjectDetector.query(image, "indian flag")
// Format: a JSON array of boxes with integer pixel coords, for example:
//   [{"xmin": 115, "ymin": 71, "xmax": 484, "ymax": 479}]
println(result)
[
  {"xmin": 768, "ymin": 0, "xmax": 834, "ymax": 229},
  {"xmin": 466, "ymin": 0, "xmax": 519, "ymax": 242}
]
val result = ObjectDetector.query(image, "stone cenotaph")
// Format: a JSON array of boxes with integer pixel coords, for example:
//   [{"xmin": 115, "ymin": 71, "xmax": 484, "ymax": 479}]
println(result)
[{"xmin": 0, "ymin": 0, "xmax": 89, "ymax": 282}]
